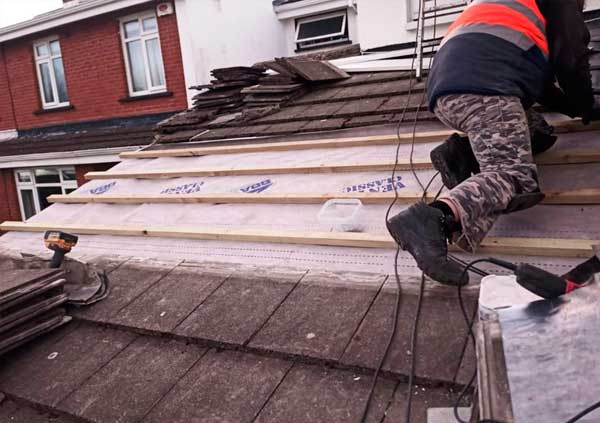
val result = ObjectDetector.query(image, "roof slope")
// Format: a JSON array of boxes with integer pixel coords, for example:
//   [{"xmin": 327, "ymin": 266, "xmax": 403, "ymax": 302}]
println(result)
[
  {"xmin": 2, "ymin": 25, "xmax": 600, "ymax": 421},
  {"xmin": 0, "ymin": 112, "xmax": 176, "ymax": 157},
  {"xmin": 0, "ymin": 256, "xmax": 472, "ymax": 422},
  {"xmin": 156, "ymin": 70, "xmax": 432, "ymax": 144},
  {"xmin": 3, "ymin": 111, "xmax": 598, "ymax": 421}
]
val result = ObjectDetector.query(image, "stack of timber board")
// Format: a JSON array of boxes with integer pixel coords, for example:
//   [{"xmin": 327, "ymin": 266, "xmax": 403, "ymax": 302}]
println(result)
[{"xmin": 0, "ymin": 269, "xmax": 70, "ymax": 356}]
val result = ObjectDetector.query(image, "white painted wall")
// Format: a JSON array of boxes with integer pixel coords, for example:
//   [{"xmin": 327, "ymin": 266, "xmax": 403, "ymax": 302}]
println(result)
[
  {"xmin": 355, "ymin": 0, "xmax": 454, "ymax": 50},
  {"xmin": 174, "ymin": 0, "xmax": 288, "ymax": 107},
  {"xmin": 587, "ymin": 0, "xmax": 600, "ymax": 12},
  {"xmin": 356, "ymin": 0, "xmax": 600, "ymax": 51}
]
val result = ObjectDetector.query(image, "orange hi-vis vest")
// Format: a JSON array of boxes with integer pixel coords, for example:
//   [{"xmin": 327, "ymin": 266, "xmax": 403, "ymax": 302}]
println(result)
[{"xmin": 443, "ymin": 0, "xmax": 549, "ymax": 58}]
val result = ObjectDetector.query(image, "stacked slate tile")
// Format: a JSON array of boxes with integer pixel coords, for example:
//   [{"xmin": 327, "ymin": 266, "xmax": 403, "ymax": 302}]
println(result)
[
  {"xmin": 239, "ymin": 58, "xmax": 349, "ymax": 107},
  {"xmin": 191, "ymin": 66, "xmax": 267, "ymax": 110},
  {"xmin": 0, "ymin": 269, "xmax": 70, "ymax": 356}
]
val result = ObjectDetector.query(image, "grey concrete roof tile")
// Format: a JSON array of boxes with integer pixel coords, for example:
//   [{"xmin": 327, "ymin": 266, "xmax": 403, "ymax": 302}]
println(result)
[
  {"xmin": 248, "ymin": 271, "xmax": 385, "ymax": 361},
  {"xmin": 73, "ymin": 262, "xmax": 179, "ymax": 323},
  {"xmin": 60, "ymin": 337, "xmax": 205, "ymax": 423},
  {"xmin": 142, "ymin": 349, "xmax": 292, "ymax": 423},
  {"xmin": 254, "ymin": 362, "xmax": 395, "ymax": 423},
  {"xmin": 382, "ymin": 384, "xmax": 465, "ymax": 423},
  {"xmin": 0, "ymin": 323, "xmax": 136, "ymax": 407},
  {"xmin": 113, "ymin": 266, "xmax": 231, "ymax": 333},
  {"xmin": 0, "ymin": 399, "xmax": 78, "ymax": 423},
  {"xmin": 341, "ymin": 278, "xmax": 478, "ymax": 384},
  {"xmin": 173, "ymin": 269, "xmax": 306, "ymax": 345}
]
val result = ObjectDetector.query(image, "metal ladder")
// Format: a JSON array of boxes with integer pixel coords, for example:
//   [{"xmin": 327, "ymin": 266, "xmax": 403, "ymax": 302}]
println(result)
[{"xmin": 415, "ymin": 0, "xmax": 468, "ymax": 79}]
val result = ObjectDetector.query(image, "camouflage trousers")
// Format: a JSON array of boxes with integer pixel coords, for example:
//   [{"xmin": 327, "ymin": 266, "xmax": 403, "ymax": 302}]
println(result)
[{"xmin": 434, "ymin": 94, "xmax": 539, "ymax": 252}]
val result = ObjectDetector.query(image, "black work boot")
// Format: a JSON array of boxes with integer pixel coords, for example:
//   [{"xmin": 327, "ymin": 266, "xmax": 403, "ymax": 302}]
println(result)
[
  {"xmin": 387, "ymin": 202, "xmax": 469, "ymax": 286},
  {"xmin": 430, "ymin": 133, "xmax": 480, "ymax": 189},
  {"xmin": 531, "ymin": 130, "xmax": 558, "ymax": 155}
]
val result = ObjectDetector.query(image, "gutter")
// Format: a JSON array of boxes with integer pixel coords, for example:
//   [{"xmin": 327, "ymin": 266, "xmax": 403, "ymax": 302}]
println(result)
[
  {"xmin": 0, "ymin": 0, "xmax": 153, "ymax": 43},
  {"xmin": 0, "ymin": 145, "xmax": 142, "ymax": 169}
]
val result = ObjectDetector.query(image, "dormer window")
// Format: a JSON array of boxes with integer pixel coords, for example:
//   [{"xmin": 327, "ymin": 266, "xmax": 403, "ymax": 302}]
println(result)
[{"xmin": 295, "ymin": 11, "xmax": 349, "ymax": 50}]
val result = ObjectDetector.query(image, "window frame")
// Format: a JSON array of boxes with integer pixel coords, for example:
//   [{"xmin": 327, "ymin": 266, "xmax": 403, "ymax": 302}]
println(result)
[
  {"xmin": 409, "ymin": 0, "xmax": 467, "ymax": 21},
  {"xmin": 295, "ymin": 10, "xmax": 349, "ymax": 49},
  {"xmin": 33, "ymin": 36, "xmax": 70, "ymax": 110},
  {"xmin": 119, "ymin": 10, "xmax": 167, "ymax": 97},
  {"xmin": 14, "ymin": 167, "xmax": 78, "ymax": 220}
]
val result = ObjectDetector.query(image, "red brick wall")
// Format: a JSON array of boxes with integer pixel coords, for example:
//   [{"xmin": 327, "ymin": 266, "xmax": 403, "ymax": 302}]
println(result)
[
  {"xmin": 0, "ymin": 1, "xmax": 187, "ymax": 131},
  {"xmin": 75, "ymin": 162, "xmax": 116, "ymax": 186},
  {"xmin": 0, "ymin": 169, "xmax": 22, "ymax": 222},
  {"xmin": 0, "ymin": 48, "xmax": 17, "ymax": 131},
  {"xmin": 0, "ymin": 162, "xmax": 117, "ymax": 224}
]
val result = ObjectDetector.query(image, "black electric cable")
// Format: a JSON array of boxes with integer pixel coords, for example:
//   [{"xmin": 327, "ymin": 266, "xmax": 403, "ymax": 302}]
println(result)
[
  {"xmin": 453, "ymin": 258, "xmax": 493, "ymax": 423},
  {"xmin": 359, "ymin": 0, "xmax": 433, "ymax": 419},
  {"xmin": 357, "ymin": 247, "xmax": 403, "ymax": 423},
  {"xmin": 565, "ymin": 401, "xmax": 600, "ymax": 423},
  {"xmin": 403, "ymin": 2, "xmax": 441, "ymax": 421}
]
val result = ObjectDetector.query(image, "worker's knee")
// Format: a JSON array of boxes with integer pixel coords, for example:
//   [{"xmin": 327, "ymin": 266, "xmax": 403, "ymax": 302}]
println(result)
[{"xmin": 506, "ymin": 165, "xmax": 539, "ymax": 194}]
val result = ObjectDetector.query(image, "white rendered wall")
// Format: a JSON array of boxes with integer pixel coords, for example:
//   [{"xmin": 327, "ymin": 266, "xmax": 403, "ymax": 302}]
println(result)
[
  {"xmin": 356, "ymin": 0, "xmax": 453, "ymax": 50},
  {"xmin": 174, "ymin": 0, "xmax": 288, "ymax": 107},
  {"xmin": 356, "ymin": 0, "xmax": 600, "ymax": 51},
  {"xmin": 587, "ymin": 0, "xmax": 600, "ymax": 12}
]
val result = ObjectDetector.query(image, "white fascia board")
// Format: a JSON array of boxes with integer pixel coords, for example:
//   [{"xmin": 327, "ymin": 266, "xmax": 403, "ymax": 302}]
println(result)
[
  {"xmin": 331, "ymin": 48, "xmax": 418, "ymax": 66},
  {"xmin": 274, "ymin": 0, "xmax": 352, "ymax": 20},
  {"xmin": 0, "ymin": 0, "xmax": 153, "ymax": 43},
  {"xmin": 0, "ymin": 145, "xmax": 142, "ymax": 169},
  {"xmin": 339, "ymin": 58, "xmax": 432, "ymax": 72},
  {"xmin": 0, "ymin": 129, "xmax": 18, "ymax": 142}
]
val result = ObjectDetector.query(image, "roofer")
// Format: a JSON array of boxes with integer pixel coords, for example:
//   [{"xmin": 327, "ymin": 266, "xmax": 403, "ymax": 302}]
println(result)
[{"xmin": 387, "ymin": 0, "xmax": 596, "ymax": 285}]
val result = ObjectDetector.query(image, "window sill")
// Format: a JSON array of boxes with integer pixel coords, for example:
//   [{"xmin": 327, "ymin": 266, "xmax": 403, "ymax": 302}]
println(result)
[
  {"xmin": 406, "ymin": 13, "xmax": 456, "ymax": 30},
  {"xmin": 295, "ymin": 39, "xmax": 352, "ymax": 53},
  {"xmin": 119, "ymin": 91, "xmax": 173, "ymax": 103},
  {"xmin": 33, "ymin": 104, "xmax": 74, "ymax": 115}
]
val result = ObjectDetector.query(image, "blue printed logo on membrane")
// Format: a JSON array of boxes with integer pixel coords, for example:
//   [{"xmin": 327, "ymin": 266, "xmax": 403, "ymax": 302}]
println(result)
[
  {"xmin": 161, "ymin": 182, "xmax": 204, "ymax": 195},
  {"xmin": 89, "ymin": 181, "xmax": 116, "ymax": 195},
  {"xmin": 344, "ymin": 176, "xmax": 405, "ymax": 193},
  {"xmin": 240, "ymin": 179, "xmax": 273, "ymax": 194}
]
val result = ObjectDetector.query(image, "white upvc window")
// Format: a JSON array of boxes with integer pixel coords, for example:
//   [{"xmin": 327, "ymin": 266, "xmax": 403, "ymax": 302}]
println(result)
[
  {"xmin": 410, "ymin": 0, "xmax": 467, "ymax": 20},
  {"xmin": 33, "ymin": 38, "xmax": 69, "ymax": 109},
  {"xmin": 120, "ymin": 11, "xmax": 166, "ymax": 96},
  {"xmin": 15, "ymin": 167, "xmax": 77, "ymax": 220},
  {"xmin": 295, "ymin": 11, "xmax": 349, "ymax": 50}
]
